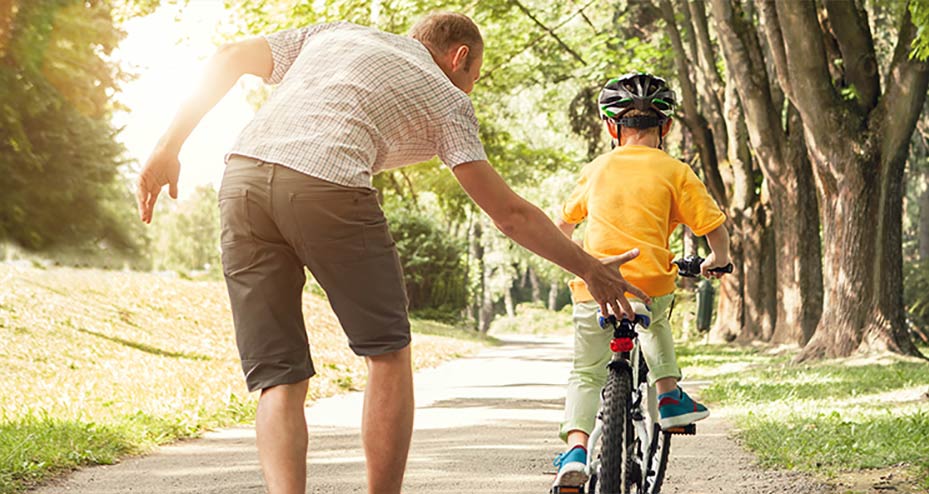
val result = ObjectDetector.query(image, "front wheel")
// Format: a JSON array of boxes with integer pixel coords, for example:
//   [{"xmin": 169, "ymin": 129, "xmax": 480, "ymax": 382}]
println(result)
[{"xmin": 597, "ymin": 366, "xmax": 637, "ymax": 493}]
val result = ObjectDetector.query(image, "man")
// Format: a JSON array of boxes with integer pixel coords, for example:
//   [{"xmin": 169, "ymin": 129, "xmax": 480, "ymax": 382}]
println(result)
[{"xmin": 137, "ymin": 12, "xmax": 650, "ymax": 494}]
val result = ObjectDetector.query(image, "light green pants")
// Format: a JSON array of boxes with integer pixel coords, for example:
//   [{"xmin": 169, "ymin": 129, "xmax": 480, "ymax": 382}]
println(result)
[{"xmin": 560, "ymin": 294, "xmax": 680, "ymax": 441}]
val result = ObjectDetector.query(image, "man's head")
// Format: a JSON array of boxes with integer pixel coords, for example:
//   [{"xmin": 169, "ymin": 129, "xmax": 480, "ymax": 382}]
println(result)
[
  {"xmin": 598, "ymin": 73, "xmax": 676, "ymax": 148},
  {"xmin": 410, "ymin": 12, "xmax": 483, "ymax": 94}
]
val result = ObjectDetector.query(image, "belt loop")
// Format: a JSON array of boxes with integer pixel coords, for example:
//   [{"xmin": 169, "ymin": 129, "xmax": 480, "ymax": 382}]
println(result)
[{"xmin": 268, "ymin": 163, "xmax": 275, "ymax": 185}]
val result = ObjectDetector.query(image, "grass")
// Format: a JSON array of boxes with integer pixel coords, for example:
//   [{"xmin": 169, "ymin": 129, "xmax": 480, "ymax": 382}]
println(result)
[
  {"xmin": 0, "ymin": 264, "xmax": 491, "ymax": 493},
  {"xmin": 488, "ymin": 302, "xmax": 574, "ymax": 336},
  {"xmin": 679, "ymin": 342, "xmax": 929, "ymax": 491}
]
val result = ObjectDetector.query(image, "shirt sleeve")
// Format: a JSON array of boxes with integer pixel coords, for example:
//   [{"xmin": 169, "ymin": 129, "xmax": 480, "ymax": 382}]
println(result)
[
  {"xmin": 436, "ymin": 98, "xmax": 488, "ymax": 168},
  {"xmin": 263, "ymin": 22, "xmax": 345, "ymax": 85},
  {"xmin": 672, "ymin": 165, "xmax": 727, "ymax": 236},
  {"xmin": 561, "ymin": 167, "xmax": 590, "ymax": 224}
]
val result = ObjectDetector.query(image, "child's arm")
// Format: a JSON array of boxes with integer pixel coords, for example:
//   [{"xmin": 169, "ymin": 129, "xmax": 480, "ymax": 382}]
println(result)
[
  {"xmin": 700, "ymin": 224, "xmax": 731, "ymax": 278},
  {"xmin": 556, "ymin": 217, "xmax": 585, "ymax": 247}
]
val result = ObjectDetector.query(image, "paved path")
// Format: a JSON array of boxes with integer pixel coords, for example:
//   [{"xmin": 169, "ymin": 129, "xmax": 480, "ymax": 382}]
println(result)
[{"xmin": 34, "ymin": 336, "xmax": 827, "ymax": 493}]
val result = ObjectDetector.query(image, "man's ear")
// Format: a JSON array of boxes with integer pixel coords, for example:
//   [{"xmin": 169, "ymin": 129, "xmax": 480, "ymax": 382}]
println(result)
[
  {"xmin": 661, "ymin": 119, "xmax": 673, "ymax": 137},
  {"xmin": 451, "ymin": 44, "xmax": 470, "ymax": 70}
]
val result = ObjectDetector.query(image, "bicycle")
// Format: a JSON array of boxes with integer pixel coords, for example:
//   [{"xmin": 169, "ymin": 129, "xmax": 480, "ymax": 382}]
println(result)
[{"xmin": 552, "ymin": 255, "xmax": 732, "ymax": 494}]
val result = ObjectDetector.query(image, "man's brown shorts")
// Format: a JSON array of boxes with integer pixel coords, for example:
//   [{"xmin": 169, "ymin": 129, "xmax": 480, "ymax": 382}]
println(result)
[{"xmin": 219, "ymin": 155, "xmax": 410, "ymax": 392}]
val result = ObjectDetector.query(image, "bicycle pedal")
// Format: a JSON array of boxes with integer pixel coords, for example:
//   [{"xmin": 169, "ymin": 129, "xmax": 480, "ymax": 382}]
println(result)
[
  {"xmin": 664, "ymin": 423, "xmax": 697, "ymax": 435},
  {"xmin": 551, "ymin": 486, "xmax": 584, "ymax": 494}
]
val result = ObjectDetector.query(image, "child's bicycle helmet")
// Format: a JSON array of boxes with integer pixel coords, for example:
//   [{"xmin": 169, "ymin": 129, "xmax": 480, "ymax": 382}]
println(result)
[{"xmin": 598, "ymin": 73, "xmax": 676, "ymax": 129}]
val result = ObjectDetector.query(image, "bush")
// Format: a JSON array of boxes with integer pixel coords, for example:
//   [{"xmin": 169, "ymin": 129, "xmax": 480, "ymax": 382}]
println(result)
[
  {"xmin": 386, "ymin": 207, "xmax": 468, "ymax": 315},
  {"xmin": 904, "ymin": 260, "xmax": 929, "ymax": 337}
]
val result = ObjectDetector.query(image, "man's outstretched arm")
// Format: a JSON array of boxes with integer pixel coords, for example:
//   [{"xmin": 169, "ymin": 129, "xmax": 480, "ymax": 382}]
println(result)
[
  {"xmin": 453, "ymin": 160, "xmax": 651, "ymax": 318},
  {"xmin": 137, "ymin": 37, "xmax": 273, "ymax": 223}
]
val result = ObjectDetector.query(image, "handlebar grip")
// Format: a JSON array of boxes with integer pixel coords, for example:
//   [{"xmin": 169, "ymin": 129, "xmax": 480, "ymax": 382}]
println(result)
[{"xmin": 708, "ymin": 263, "xmax": 734, "ymax": 274}]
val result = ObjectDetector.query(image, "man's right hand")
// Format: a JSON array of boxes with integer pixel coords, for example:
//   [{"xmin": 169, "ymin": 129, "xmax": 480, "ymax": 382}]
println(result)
[
  {"xmin": 137, "ymin": 149, "xmax": 180, "ymax": 224},
  {"xmin": 585, "ymin": 249, "xmax": 652, "ymax": 319}
]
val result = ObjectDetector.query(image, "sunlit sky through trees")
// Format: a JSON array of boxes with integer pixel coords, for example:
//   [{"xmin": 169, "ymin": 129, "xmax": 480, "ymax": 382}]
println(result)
[{"xmin": 113, "ymin": 1, "xmax": 254, "ymax": 200}]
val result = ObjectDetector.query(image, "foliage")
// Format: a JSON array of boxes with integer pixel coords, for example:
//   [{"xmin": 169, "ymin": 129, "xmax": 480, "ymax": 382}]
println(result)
[
  {"xmin": 912, "ymin": 0, "xmax": 929, "ymax": 61},
  {"xmin": 488, "ymin": 301, "xmax": 573, "ymax": 336},
  {"xmin": 905, "ymin": 260, "xmax": 929, "ymax": 333},
  {"xmin": 0, "ymin": 264, "xmax": 490, "ymax": 493},
  {"xmin": 149, "ymin": 185, "xmax": 221, "ymax": 276},
  {"xmin": 384, "ymin": 198, "xmax": 469, "ymax": 318},
  {"xmin": 0, "ymin": 1, "xmax": 143, "ymax": 256}
]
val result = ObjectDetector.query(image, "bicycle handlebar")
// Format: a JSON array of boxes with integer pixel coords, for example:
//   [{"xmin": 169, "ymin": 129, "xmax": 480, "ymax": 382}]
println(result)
[{"xmin": 673, "ymin": 255, "xmax": 733, "ymax": 278}]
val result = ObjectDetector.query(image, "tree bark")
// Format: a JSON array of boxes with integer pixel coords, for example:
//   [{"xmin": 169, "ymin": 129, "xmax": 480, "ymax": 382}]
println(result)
[
  {"xmin": 920, "ymin": 178, "xmax": 929, "ymax": 262},
  {"xmin": 710, "ymin": 0, "xmax": 823, "ymax": 346},
  {"xmin": 528, "ymin": 266, "xmax": 542, "ymax": 302},
  {"xmin": 771, "ymin": 0, "xmax": 929, "ymax": 360},
  {"xmin": 504, "ymin": 277, "xmax": 515, "ymax": 317},
  {"xmin": 548, "ymin": 280, "xmax": 559, "ymax": 311}
]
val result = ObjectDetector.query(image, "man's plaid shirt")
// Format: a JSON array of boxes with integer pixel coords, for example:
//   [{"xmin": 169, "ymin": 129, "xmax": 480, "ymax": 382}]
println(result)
[{"xmin": 227, "ymin": 22, "xmax": 488, "ymax": 189}]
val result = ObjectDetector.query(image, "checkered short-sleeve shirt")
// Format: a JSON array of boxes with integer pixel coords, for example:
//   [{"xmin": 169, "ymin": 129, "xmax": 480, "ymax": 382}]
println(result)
[{"xmin": 227, "ymin": 22, "xmax": 488, "ymax": 189}]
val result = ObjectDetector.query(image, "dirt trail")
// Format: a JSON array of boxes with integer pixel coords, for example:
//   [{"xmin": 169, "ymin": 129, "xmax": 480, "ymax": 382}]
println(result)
[{"xmin": 33, "ymin": 336, "xmax": 829, "ymax": 493}]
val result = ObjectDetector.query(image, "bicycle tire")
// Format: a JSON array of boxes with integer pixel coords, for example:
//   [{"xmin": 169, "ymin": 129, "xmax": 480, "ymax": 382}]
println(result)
[
  {"xmin": 597, "ymin": 366, "xmax": 636, "ymax": 493},
  {"xmin": 644, "ymin": 429, "xmax": 671, "ymax": 494}
]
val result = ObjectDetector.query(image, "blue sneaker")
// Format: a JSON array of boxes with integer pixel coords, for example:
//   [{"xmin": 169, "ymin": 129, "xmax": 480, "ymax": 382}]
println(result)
[
  {"xmin": 552, "ymin": 445, "xmax": 588, "ymax": 487},
  {"xmin": 658, "ymin": 387, "xmax": 710, "ymax": 428}
]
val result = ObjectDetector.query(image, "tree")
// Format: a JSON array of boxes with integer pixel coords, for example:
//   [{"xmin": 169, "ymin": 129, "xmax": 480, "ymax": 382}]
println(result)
[
  {"xmin": 658, "ymin": 0, "xmax": 780, "ymax": 343},
  {"xmin": 703, "ymin": 0, "xmax": 824, "ymax": 346},
  {"xmin": 756, "ymin": 0, "xmax": 928, "ymax": 359},
  {"xmin": 0, "ymin": 1, "xmax": 144, "ymax": 256},
  {"xmin": 150, "ymin": 185, "xmax": 221, "ymax": 274}
]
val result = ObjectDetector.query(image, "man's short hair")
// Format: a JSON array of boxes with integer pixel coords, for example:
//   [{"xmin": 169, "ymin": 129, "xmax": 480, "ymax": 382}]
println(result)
[{"xmin": 409, "ymin": 12, "xmax": 483, "ymax": 67}]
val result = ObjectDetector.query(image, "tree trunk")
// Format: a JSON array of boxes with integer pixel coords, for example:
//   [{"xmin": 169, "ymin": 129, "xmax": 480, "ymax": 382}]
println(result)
[
  {"xmin": 679, "ymin": 226, "xmax": 697, "ymax": 291},
  {"xmin": 548, "ymin": 280, "xmax": 559, "ymax": 311},
  {"xmin": 469, "ymin": 217, "xmax": 486, "ymax": 332},
  {"xmin": 768, "ymin": 0, "xmax": 928, "ymax": 360},
  {"xmin": 766, "ymin": 108, "xmax": 823, "ymax": 345},
  {"xmin": 528, "ymin": 266, "xmax": 542, "ymax": 303},
  {"xmin": 920, "ymin": 175, "xmax": 929, "ymax": 261},
  {"xmin": 504, "ymin": 277, "xmax": 515, "ymax": 317},
  {"xmin": 711, "ymin": 232, "xmax": 743, "ymax": 342},
  {"xmin": 710, "ymin": 0, "xmax": 823, "ymax": 347}
]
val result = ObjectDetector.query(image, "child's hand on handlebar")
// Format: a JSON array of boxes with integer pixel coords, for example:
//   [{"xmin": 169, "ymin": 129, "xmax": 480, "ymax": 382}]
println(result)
[{"xmin": 700, "ymin": 252, "xmax": 731, "ymax": 279}]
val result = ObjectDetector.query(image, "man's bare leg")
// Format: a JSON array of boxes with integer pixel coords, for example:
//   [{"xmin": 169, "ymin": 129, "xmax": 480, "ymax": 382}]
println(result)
[
  {"xmin": 363, "ymin": 345, "xmax": 414, "ymax": 494},
  {"xmin": 256, "ymin": 379, "xmax": 309, "ymax": 494}
]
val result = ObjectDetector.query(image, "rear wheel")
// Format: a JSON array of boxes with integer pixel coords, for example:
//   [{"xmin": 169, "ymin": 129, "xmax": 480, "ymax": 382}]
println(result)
[{"xmin": 597, "ymin": 367, "xmax": 637, "ymax": 493}]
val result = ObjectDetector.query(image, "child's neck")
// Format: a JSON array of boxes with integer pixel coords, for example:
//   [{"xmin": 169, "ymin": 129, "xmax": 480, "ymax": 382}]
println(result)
[{"xmin": 619, "ymin": 131, "xmax": 660, "ymax": 148}]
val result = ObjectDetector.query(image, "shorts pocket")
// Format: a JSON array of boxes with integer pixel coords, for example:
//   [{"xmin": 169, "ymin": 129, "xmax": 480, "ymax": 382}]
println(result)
[
  {"xmin": 289, "ymin": 190, "xmax": 371, "ymax": 263},
  {"xmin": 219, "ymin": 188, "xmax": 256, "ymax": 275}
]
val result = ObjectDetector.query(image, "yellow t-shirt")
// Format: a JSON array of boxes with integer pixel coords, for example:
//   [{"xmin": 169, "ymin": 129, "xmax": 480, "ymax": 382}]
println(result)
[{"xmin": 562, "ymin": 145, "xmax": 726, "ymax": 302}]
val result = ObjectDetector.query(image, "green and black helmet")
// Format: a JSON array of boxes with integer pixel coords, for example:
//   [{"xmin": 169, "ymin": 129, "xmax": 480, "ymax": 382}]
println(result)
[{"xmin": 598, "ymin": 73, "xmax": 676, "ymax": 129}]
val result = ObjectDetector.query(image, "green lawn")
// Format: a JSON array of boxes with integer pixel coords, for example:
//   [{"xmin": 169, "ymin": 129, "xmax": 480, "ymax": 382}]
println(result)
[
  {"xmin": 679, "ymin": 343, "xmax": 929, "ymax": 491},
  {"xmin": 0, "ymin": 265, "xmax": 491, "ymax": 494}
]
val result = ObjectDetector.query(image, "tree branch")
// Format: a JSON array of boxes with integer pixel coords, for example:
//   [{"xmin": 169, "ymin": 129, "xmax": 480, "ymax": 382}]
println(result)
[
  {"xmin": 755, "ymin": 0, "xmax": 791, "ymax": 103},
  {"xmin": 774, "ymin": 0, "xmax": 844, "ymax": 147},
  {"xmin": 877, "ymin": 7, "xmax": 929, "ymax": 165},
  {"xmin": 659, "ymin": 0, "xmax": 726, "ymax": 205},
  {"xmin": 685, "ymin": 0, "xmax": 728, "ymax": 160},
  {"xmin": 568, "ymin": 0, "xmax": 598, "ymax": 32},
  {"xmin": 823, "ymin": 0, "xmax": 879, "ymax": 111},
  {"xmin": 511, "ymin": 0, "xmax": 586, "ymax": 65},
  {"xmin": 709, "ymin": 0, "xmax": 787, "ymax": 174},
  {"xmin": 482, "ymin": 0, "xmax": 598, "ymax": 80}
]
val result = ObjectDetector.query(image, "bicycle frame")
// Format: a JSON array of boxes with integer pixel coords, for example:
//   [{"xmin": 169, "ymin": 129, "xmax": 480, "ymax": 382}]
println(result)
[{"xmin": 586, "ymin": 302, "xmax": 662, "ymax": 491}]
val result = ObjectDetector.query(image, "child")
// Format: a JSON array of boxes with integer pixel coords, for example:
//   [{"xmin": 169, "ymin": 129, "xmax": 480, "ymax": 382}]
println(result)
[{"xmin": 551, "ymin": 73, "xmax": 731, "ymax": 488}]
